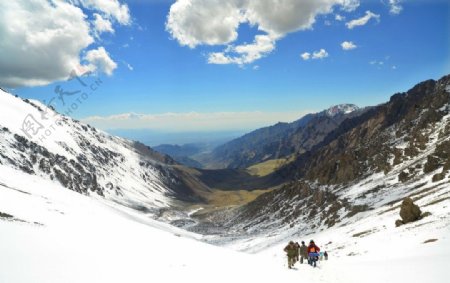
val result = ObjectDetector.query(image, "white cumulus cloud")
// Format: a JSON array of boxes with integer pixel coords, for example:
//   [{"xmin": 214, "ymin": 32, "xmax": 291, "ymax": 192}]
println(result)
[
  {"xmin": 93, "ymin": 13, "xmax": 114, "ymax": 35},
  {"xmin": 208, "ymin": 34, "xmax": 276, "ymax": 65},
  {"xmin": 339, "ymin": 0, "xmax": 360, "ymax": 12},
  {"xmin": 166, "ymin": 0, "xmax": 361, "ymax": 65},
  {"xmin": 346, "ymin": 10, "xmax": 380, "ymax": 29},
  {"xmin": 0, "ymin": 0, "xmax": 130, "ymax": 87},
  {"xmin": 341, "ymin": 41, "xmax": 357, "ymax": 50},
  {"xmin": 76, "ymin": 0, "xmax": 131, "ymax": 25},
  {"xmin": 85, "ymin": 47, "xmax": 117, "ymax": 76},
  {"xmin": 208, "ymin": 52, "xmax": 235, "ymax": 65},
  {"xmin": 0, "ymin": 0, "xmax": 93, "ymax": 87},
  {"xmin": 244, "ymin": 0, "xmax": 339, "ymax": 37},
  {"xmin": 301, "ymin": 49, "xmax": 328, "ymax": 60},
  {"xmin": 300, "ymin": 52, "xmax": 311, "ymax": 60},
  {"xmin": 312, "ymin": 49, "xmax": 329, "ymax": 59},
  {"xmin": 166, "ymin": 0, "xmax": 243, "ymax": 48}
]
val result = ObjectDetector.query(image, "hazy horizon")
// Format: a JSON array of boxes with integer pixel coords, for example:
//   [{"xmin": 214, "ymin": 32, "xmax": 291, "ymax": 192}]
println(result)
[{"xmin": 108, "ymin": 128, "xmax": 248, "ymax": 147}]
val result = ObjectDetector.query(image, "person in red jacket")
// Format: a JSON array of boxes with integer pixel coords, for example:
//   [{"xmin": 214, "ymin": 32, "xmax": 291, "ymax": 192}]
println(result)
[{"xmin": 307, "ymin": 240, "xmax": 320, "ymax": 267}]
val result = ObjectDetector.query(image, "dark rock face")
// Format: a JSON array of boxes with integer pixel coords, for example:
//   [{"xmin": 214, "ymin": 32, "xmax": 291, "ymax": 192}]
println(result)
[
  {"xmin": 223, "ymin": 181, "xmax": 370, "ymax": 234},
  {"xmin": 205, "ymin": 105, "xmax": 363, "ymax": 169},
  {"xmin": 399, "ymin": 197, "xmax": 422, "ymax": 224},
  {"xmin": 274, "ymin": 75, "xmax": 450, "ymax": 186},
  {"xmin": 424, "ymin": 140, "xmax": 450, "ymax": 175},
  {"xmin": 5, "ymin": 132, "xmax": 106, "ymax": 196}
]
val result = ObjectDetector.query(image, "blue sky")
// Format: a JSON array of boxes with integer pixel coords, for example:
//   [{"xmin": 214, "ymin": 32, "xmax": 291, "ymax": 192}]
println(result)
[{"xmin": 2, "ymin": 0, "xmax": 449, "ymax": 134}]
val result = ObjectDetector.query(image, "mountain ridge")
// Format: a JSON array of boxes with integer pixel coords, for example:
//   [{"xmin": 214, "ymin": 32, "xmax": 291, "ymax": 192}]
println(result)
[
  {"xmin": 199, "ymin": 103, "xmax": 364, "ymax": 169},
  {"xmin": 214, "ymin": 74, "xmax": 450, "ymax": 236},
  {"xmin": 0, "ymin": 89, "xmax": 211, "ymax": 215}
]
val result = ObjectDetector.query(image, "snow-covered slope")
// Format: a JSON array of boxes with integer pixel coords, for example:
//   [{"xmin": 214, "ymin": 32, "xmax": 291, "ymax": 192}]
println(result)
[
  {"xmin": 1, "ymin": 149, "xmax": 448, "ymax": 283},
  {"xmin": 0, "ymin": 89, "xmax": 205, "ymax": 216},
  {"xmin": 0, "ymin": 164, "xmax": 324, "ymax": 283},
  {"xmin": 1, "ymin": 79, "xmax": 449, "ymax": 282}
]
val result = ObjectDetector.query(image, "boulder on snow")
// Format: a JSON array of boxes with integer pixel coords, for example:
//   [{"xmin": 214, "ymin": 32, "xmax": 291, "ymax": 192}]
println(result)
[{"xmin": 399, "ymin": 197, "xmax": 422, "ymax": 224}]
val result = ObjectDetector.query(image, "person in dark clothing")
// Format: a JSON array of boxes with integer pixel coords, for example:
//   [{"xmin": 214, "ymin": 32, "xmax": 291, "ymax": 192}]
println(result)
[
  {"xmin": 293, "ymin": 242, "xmax": 300, "ymax": 262},
  {"xmin": 299, "ymin": 241, "xmax": 308, "ymax": 264},
  {"xmin": 284, "ymin": 241, "xmax": 297, "ymax": 269},
  {"xmin": 324, "ymin": 251, "xmax": 328, "ymax": 260},
  {"xmin": 307, "ymin": 240, "xmax": 320, "ymax": 267}
]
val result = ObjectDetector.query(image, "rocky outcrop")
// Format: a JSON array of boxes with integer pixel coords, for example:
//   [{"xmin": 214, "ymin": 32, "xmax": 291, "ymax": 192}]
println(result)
[
  {"xmin": 396, "ymin": 197, "xmax": 422, "ymax": 226},
  {"xmin": 223, "ymin": 181, "xmax": 370, "ymax": 234},
  {"xmin": 5, "ymin": 132, "xmax": 107, "ymax": 196}
]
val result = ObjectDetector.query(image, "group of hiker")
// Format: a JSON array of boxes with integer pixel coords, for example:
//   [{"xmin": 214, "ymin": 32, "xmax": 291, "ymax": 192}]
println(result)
[{"xmin": 283, "ymin": 240, "xmax": 328, "ymax": 269}]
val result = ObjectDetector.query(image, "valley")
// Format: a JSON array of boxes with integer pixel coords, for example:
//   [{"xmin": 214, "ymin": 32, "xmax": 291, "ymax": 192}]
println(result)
[{"xmin": 1, "ymin": 76, "xmax": 450, "ymax": 283}]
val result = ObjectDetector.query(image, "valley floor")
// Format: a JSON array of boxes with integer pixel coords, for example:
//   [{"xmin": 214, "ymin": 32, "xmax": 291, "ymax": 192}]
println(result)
[{"xmin": 1, "ymin": 165, "xmax": 449, "ymax": 283}]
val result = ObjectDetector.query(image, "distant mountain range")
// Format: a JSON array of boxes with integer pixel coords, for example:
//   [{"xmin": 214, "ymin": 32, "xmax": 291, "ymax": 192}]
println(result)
[{"xmin": 196, "ymin": 103, "xmax": 364, "ymax": 169}]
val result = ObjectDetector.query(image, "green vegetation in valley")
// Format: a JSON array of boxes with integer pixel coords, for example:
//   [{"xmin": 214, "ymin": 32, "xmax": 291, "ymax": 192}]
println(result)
[{"xmin": 246, "ymin": 156, "xmax": 295, "ymax": 177}]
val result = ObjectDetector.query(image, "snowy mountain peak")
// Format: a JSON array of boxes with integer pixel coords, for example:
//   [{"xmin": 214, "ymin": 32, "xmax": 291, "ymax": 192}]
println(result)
[{"xmin": 324, "ymin": 104, "xmax": 359, "ymax": 117}]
